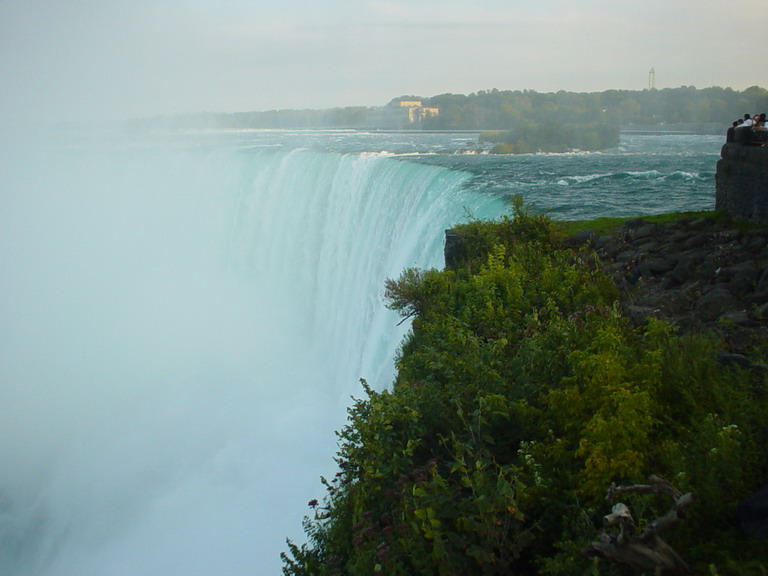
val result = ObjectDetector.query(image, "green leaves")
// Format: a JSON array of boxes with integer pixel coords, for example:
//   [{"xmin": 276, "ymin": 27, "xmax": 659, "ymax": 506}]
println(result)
[
  {"xmin": 404, "ymin": 434, "xmax": 530, "ymax": 573},
  {"xmin": 284, "ymin": 209, "xmax": 768, "ymax": 576}
]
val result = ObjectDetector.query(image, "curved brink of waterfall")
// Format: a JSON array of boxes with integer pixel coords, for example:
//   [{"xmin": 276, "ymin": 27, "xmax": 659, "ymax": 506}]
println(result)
[{"xmin": 0, "ymin": 141, "xmax": 508, "ymax": 576}]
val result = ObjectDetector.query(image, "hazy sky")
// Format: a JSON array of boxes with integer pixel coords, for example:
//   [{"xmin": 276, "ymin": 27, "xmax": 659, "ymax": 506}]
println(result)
[{"xmin": 0, "ymin": 0, "xmax": 764, "ymax": 123}]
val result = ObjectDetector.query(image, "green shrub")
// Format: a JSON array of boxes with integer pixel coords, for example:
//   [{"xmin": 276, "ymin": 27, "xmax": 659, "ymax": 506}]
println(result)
[{"xmin": 284, "ymin": 207, "xmax": 768, "ymax": 575}]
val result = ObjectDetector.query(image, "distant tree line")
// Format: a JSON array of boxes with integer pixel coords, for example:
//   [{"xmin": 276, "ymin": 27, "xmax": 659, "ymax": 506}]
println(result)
[
  {"xmin": 136, "ymin": 86, "xmax": 768, "ymax": 133},
  {"xmin": 420, "ymin": 86, "xmax": 768, "ymax": 132}
]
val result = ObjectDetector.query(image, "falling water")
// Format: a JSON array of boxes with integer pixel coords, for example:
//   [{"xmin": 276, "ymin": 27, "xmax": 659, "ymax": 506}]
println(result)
[{"xmin": 0, "ymin": 131, "xmax": 508, "ymax": 575}]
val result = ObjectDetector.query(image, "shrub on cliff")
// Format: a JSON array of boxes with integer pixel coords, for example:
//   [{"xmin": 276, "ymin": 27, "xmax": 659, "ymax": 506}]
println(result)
[{"xmin": 283, "ymin": 207, "xmax": 768, "ymax": 575}]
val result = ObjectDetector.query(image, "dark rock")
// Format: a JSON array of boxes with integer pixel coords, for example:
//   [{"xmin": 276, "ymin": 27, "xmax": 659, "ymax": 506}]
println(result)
[
  {"xmin": 444, "ymin": 229, "xmax": 467, "ymax": 268},
  {"xmin": 660, "ymin": 276, "xmax": 678, "ymax": 290},
  {"xmin": 697, "ymin": 261, "xmax": 719, "ymax": 281},
  {"xmin": 634, "ymin": 261, "xmax": 653, "ymax": 279},
  {"xmin": 733, "ymin": 126, "xmax": 755, "ymax": 145},
  {"xmin": 686, "ymin": 217, "xmax": 712, "ymax": 231},
  {"xmin": 633, "ymin": 223, "xmax": 659, "ymax": 240},
  {"xmin": 565, "ymin": 229, "xmax": 596, "ymax": 247},
  {"xmin": 694, "ymin": 287, "xmax": 739, "ymax": 322},
  {"xmin": 668, "ymin": 259, "xmax": 696, "ymax": 286},
  {"xmin": 683, "ymin": 234, "xmax": 708, "ymax": 250},
  {"xmin": 646, "ymin": 256, "xmax": 678, "ymax": 275},
  {"xmin": 670, "ymin": 230, "xmax": 689, "ymax": 242},
  {"xmin": 594, "ymin": 235, "xmax": 622, "ymax": 258},
  {"xmin": 737, "ymin": 484, "xmax": 768, "ymax": 539},
  {"xmin": 623, "ymin": 218, "xmax": 647, "ymax": 229},
  {"xmin": 745, "ymin": 229, "xmax": 768, "ymax": 245},
  {"xmin": 746, "ymin": 235, "xmax": 768, "ymax": 251},
  {"xmin": 728, "ymin": 327, "xmax": 762, "ymax": 352},
  {"xmin": 716, "ymin": 144, "xmax": 768, "ymax": 225},
  {"xmin": 731, "ymin": 262, "xmax": 762, "ymax": 293},
  {"xmin": 636, "ymin": 257, "xmax": 677, "ymax": 279},
  {"xmin": 624, "ymin": 304, "xmax": 660, "ymax": 325},
  {"xmin": 744, "ymin": 292, "xmax": 768, "ymax": 307},
  {"xmin": 637, "ymin": 240, "xmax": 660, "ymax": 254},
  {"xmin": 720, "ymin": 229, "xmax": 743, "ymax": 242},
  {"xmin": 717, "ymin": 352, "xmax": 752, "ymax": 368},
  {"xmin": 659, "ymin": 291, "xmax": 696, "ymax": 317},
  {"xmin": 719, "ymin": 310, "xmax": 754, "ymax": 327}
]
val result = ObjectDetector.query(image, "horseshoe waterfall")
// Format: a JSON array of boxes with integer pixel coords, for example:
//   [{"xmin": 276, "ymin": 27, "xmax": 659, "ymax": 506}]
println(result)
[{"xmin": 0, "ymin": 132, "xmax": 508, "ymax": 576}]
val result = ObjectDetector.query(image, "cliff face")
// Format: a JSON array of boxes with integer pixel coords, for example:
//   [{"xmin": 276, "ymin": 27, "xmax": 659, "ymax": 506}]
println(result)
[{"xmin": 716, "ymin": 143, "xmax": 768, "ymax": 224}]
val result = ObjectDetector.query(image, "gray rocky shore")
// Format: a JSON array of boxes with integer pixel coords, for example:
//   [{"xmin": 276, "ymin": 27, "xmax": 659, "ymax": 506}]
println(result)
[{"xmin": 568, "ymin": 216, "xmax": 768, "ymax": 362}]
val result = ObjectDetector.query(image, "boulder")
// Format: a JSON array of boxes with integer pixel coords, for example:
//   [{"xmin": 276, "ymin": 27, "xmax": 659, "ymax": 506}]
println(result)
[
  {"xmin": 694, "ymin": 288, "xmax": 738, "ymax": 322},
  {"xmin": 444, "ymin": 229, "xmax": 467, "ymax": 268},
  {"xmin": 565, "ymin": 229, "xmax": 596, "ymax": 248},
  {"xmin": 737, "ymin": 484, "xmax": 768, "ymax": 539}
]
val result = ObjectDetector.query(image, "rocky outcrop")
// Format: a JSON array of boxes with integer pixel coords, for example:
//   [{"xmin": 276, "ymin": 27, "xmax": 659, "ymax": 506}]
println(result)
[
  {"xmin": 444, "ymin": 229, "xmax": 468, "ymax": 269},
  {"xmin": 716, "ymin": 143, "xmax": 768, "ymax": 224},
  {"xmin": 568, "ymin": 217, "xmax": 768, "ymax": 356},
  {"xmin": 737, "ymin": 484, "xmax": 768, "ymax": 539}
]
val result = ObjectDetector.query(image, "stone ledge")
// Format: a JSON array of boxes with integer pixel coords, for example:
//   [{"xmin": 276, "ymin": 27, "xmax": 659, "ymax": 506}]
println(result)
[
  {"xmin": 585, "ymin": 217, "xmax": 768, "ymax": 356},
  {"xmin": 716, "ymin": 143, "xmax": 768, "ymax": 224}
]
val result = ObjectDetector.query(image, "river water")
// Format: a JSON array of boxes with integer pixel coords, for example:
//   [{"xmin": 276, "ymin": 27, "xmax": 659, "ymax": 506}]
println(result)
[{"xmin": 0, "ymin": 129, "xmax": 721, "ymax": 575}]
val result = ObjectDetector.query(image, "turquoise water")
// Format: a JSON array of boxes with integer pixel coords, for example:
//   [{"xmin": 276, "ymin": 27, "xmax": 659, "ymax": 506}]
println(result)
[
  {"xmin": 163, "ymin": 128, "xmax": 720, "ymax": 220},
  {"xmin": 0, "ymin": 129, "xmax": 721, "ymax": 575},
  {"xmin": 425, "ymin": 133, "xmax": 719, "ymax": 219}
]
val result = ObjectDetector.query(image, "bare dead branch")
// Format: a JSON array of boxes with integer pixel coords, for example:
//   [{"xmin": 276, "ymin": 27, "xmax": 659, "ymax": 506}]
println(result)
[{"xmin": 585, "ymin": 475, "xmax": 697, "ymax": 575}]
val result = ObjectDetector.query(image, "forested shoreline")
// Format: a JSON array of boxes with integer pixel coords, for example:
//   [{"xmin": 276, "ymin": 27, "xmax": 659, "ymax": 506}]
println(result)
[
  {"xmin": 140, "ymin": 86, "xmax": 768, "ymax": 134},
  {"xmin": 282, "ymin": 203, "xmax": 768, "ymax": 575}
]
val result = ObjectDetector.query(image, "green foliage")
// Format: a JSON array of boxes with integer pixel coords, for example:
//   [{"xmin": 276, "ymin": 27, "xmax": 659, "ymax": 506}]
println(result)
[
  {"xmin": 136, "ymin": 86, "xmax": 768, "ymax": 132},
  {"xmin": 404, "ymin": 439, "xmax": 531, "ymax": 573},
  {"xmin": 443, "ymin": 195, "xmax": 567, "ymax": 271},
  {"xmin": 284, "ymin": 208, "xmax": 768, "ymax": 575},
  {"xmin": 481, "ymin": 121, "xmax": 620, "ymax": 153},
  {"xmin": 422, "ymin": 86, "xmax": 768, "ymax": 131}
]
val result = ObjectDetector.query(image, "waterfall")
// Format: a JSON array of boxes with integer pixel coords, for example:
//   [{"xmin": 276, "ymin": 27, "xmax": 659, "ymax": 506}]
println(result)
[{"xmin": 0, "ymin": 134, "xmax": 507, "ymax": 575}]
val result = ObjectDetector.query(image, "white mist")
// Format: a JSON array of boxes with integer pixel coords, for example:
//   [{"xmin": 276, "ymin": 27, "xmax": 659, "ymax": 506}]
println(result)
[{"xmin": 0, "ymin": 131, "xmax": 505, "ymax": 575}]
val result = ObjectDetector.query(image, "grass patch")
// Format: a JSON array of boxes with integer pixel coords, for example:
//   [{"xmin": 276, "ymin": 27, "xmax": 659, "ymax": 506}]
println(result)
[{"xmin": 557, "ymin": 210, "xmax": 726, "ymax": 237}]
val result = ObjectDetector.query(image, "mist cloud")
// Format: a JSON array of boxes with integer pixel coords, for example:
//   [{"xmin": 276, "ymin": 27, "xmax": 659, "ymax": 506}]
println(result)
[{"xmin": 1, "ymin": 0, "xmax": 764, "ymax": 125}]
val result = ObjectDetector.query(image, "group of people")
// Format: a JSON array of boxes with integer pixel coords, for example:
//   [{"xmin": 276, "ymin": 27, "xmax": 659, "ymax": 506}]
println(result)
[{"xmin": 726, "ymin": 113, "xmax": 768, "ymax": 145}]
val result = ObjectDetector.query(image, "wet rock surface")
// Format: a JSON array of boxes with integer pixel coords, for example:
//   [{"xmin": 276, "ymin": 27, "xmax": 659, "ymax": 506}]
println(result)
[{"xmin": 569, "ymin": 217, "xmax": 768, "ymax": 355}]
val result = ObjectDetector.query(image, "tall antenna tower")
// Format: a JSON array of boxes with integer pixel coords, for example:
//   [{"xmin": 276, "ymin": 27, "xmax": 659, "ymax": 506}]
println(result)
[{"xmin": 649, "ymin": 67, "xmax": 656, "ymax": 89}]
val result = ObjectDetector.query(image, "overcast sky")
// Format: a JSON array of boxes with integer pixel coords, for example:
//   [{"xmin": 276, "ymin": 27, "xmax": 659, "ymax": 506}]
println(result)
[{"xmin": 0, "ymin": 0, "xmax": 764, "ymax": 124}]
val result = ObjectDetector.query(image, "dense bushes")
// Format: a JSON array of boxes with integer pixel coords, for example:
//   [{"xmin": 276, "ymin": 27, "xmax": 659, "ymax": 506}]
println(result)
[{"xmin": 283, "ymin": 204, "xmax": 768, "ymax": 575}]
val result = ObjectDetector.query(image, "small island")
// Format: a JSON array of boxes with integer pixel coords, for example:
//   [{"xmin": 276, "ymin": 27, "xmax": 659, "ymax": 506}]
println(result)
[{"xmin": 480, "ymin": 121, "xmax": 620, "ymax": 154}]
